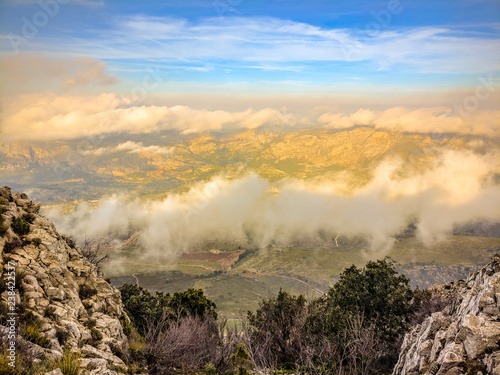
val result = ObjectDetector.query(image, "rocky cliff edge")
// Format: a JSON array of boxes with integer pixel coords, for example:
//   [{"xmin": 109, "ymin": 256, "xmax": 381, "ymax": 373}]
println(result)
[
  {"xmin": 0, "ymin": 187, "xmax": 132, "ymax": 375},
  {"xmin": 393, "ymin": 254, "xmax": 500, "ymax": 375}
]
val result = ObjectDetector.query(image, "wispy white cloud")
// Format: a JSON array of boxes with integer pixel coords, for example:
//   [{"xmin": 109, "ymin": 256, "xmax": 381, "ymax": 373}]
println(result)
[
  {"xmin": 81, "ymin": 141, "xmax": 175, "ymax": 156},
  {"xmin": 4, "ymin": 16, "xmax": 498, "ymax": 74},
  {"xmin": 243, "ymin": 64, "xmax": 306, "ymax": 72}
]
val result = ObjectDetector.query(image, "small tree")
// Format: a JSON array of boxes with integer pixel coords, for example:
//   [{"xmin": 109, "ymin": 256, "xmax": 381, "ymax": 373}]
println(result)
[
  {"xmin": 80, "ymin": 239, "xmax": 108, "ymax": 275},
  {"xmin": 119, "ymin": 284, "xmax": 217, "ymax": 335},
  {"xmin": 119, "ymin": 284, "xmax": 170, "ymax": 335},
  {"xmin": 231, "ymin": 344, "xmax": 254, "ymax": 375},
  {"xmin": 323, "ymin": 258, "xmax": 416, "ymax": 343},
  {"xmin": 303, "ymin": 258, "xmax": 417, "ymax": 373},
  {"xmin": 170, "ymin": 288, "xmax": 218, "ymax": 320},
  {"xmin": 247, "ymin": 289, "xmax": 306, "ymax": 368}
]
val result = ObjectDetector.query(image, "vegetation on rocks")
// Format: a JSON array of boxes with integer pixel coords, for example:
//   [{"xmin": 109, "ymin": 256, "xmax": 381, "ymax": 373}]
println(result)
[
  {"xmin": 11, "ymin": 216, "xmax": 30, "ymax": 236},
  {"xmin": 0, "ymin": 187, "xmax": 137, "ymax": 374}
]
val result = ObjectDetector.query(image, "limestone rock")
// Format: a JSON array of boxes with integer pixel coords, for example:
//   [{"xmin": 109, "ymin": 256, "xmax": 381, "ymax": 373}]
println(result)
[
  {"xmin": 44, "ymin": 369, "xmax": 63, "ymax": 375},
  {"xmin": 0, "ymin": 187, "xmax": 131, "ymax": 374},
  {"xmin": 393, "ymin": 254, "xmax": 500, "ymax": 375}
]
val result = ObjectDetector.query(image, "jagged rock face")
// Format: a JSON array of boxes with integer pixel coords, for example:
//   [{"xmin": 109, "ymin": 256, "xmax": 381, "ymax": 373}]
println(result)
[
  {"xmin": 0, "ymin": 187, "xmax": 130, "ymax": 374},
  {"xmin": 393, "ymin": 255, "xmax": 500, "ymax": 375}
]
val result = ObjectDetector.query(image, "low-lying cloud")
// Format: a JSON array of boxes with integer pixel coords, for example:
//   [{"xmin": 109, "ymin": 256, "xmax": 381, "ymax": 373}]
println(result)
[
  {"xmin": 2, "ymin": 92, "xmax": 500, "ymax": 141},
  {"xmin": 46, "ymin": 149, "xmax": 500, "ymax": 258},
  {"xmin": 82, "ymin": 141, "xmax": 175, "ymax": 156},
  {"xmin": 1, "ymin": 93, "xmax": 295, "ymax": 141},
  {"xmin": 318, "ymin": 107, "xmax": 500, "ymax": 137}
]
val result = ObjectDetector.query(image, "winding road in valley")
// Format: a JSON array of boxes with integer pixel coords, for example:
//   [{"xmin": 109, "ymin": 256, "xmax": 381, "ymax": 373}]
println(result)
[
  {"xmin": 240, "ymin": 268, "xmax": 325, "ymax": 295},
  {"xmin": 120, "ymin": 260, "xmax": 324, "ymax": 295}
]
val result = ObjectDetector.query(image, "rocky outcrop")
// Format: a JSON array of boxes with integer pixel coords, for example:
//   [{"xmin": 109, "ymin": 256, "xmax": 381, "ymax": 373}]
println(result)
[
  {"xmin": 393, "ymin": 255, "xmax": 500, "ymax": 375},
  {"xmin": 0, "ymin": 187, "xmax": 131, "ymax": 374}
]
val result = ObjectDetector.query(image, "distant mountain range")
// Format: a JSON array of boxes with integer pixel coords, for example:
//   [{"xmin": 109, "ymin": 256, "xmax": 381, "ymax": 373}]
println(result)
[{"xmin": 1, "ymin": 127, "xmax": 497, "ymax": 205}]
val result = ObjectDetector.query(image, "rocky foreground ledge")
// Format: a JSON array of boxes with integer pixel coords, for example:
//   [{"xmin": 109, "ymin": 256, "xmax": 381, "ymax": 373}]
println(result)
[
  {"xmin": 0, "ymin": 187, "xmax": 131, "ymax": 375},
  {"xmin": 393, "ymin": 254, "xmax": 500, "ymax": 375}
]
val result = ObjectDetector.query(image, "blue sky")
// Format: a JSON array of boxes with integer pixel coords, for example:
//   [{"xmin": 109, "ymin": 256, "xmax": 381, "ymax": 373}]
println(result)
[{"xmin": 0, "ymin": 0, "xmax": 499, "ymax": 104}]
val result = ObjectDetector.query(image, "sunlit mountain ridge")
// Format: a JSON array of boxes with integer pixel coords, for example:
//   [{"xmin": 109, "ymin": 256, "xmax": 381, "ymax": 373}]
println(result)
[{"xmin": 2, "ymin": 126, "xmax": 497, "ymax": 205}]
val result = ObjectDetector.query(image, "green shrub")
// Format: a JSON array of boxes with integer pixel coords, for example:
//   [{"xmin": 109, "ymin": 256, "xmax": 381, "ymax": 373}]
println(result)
[
  {"xmin": 248, "ymin": 289, "xmax": 306, "ymax": 367},
  {"xmin": 204, "ymin": 363, "xmax": 217, "ymax": 375},
  {"xmin": 465, "ymin": 358, "xmax": 487, "ymax": 374},
  {"xmin": 31, "ymin": 238, "xmax": 42, "ymax": 248},
  {"xmin": 49, "ymin": 350, "xmax": 80, "ymax": 375},
  {"xmin": 56, "ymin": 329, "xmax": 69, "ymax": 345},
  {"xmin": 78, "ymin": 285, "xmax": 97, "ymax": 300},
  {"xmin": 11, "ymin": 217, "xmax": 30, "ymax": 236},
  {"xmin": 15, "ymin": 270, "xmax": 26, "ymax": 289},
  {"xmin": 0, "ymin": 213, "xmax": 8, "ymax": 236},
  {"xmin": 119, "ymin": 314, "xmax": 133, "ymax": 337},
  {"xmin": 0, "ymin": 347, "xmax": 23, "ymax": 375},
  {"xmin": 231, "ymin": 344, "xmax": 254, "ymax": 375},
  {"xmin": 22, "ymin": 213, "xmax": 35, "ymax": 224},
  {"xmin": 0, "ymin": 302, "xmax": 8, "ymax": 325},
  {"xmin": 22, "ymin": 325, "xmax": 51, "ymax": 348},
  {"xmin": 90, "ymin": 327, "xmax": 103, "ymax": 343},
  {"xmin": 20, "ymin": 310, "xmax": 39, "ymax": 326},
  {"xmin": 3, "ymin": 237, "xmax": 22, "ymax": 253},
  {"xmin": 20, "ymin": 311, "xmax": 51, "ymax": 348},
  {"xmin": 315, "ymin": 258, "xmax": 417, "ymax": 343},
  {"xmin": 110, "ymin": 343, "xmax": 128, "ymax": 364},
  {"xmin": 119, "ymin": 284, "xmax": 218, "ymax": 335}
]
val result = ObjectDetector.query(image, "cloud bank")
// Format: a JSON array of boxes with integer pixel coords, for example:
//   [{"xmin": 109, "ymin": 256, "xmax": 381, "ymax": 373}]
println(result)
[
  {"xmin": 0, "ymin": 93, "xmax": 294, "ymax": 141},
  {"xmin": 46, "ymin": 149, "xmax": 500, "ymax": 258},
  {"xmin": 318, "ymin": 107, "xmax": 500, "ymax": 137},
  {"xmin": 2, "ymin": 92, "xmax": 499, "ymax": 141}
]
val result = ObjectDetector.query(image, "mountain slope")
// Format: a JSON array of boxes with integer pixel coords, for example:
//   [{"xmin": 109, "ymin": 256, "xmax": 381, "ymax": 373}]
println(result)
[
  {"xmin": 2, "ymin": 127, "xmax": 496, "ymax": 204},
  {"xmin": 0, "ymin": 187, "xmax": 132, "ymax": 374}
]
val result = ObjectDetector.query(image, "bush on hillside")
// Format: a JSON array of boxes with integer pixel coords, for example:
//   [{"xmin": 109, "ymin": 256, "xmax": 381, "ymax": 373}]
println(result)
[
  {"xmin": 119, "ymin": 284, "xmax": 217, "ymax": 336},
  {"xmin": 320, "ymin": 258, "xmax": 416, "ymax": 343},
  {"xmin": 247, "ymin": 289, "xmax": 305, "ymax": 368},
  {"xmin": 11, "ymin": 217, "xmax": 30, "ymax": 236}
]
